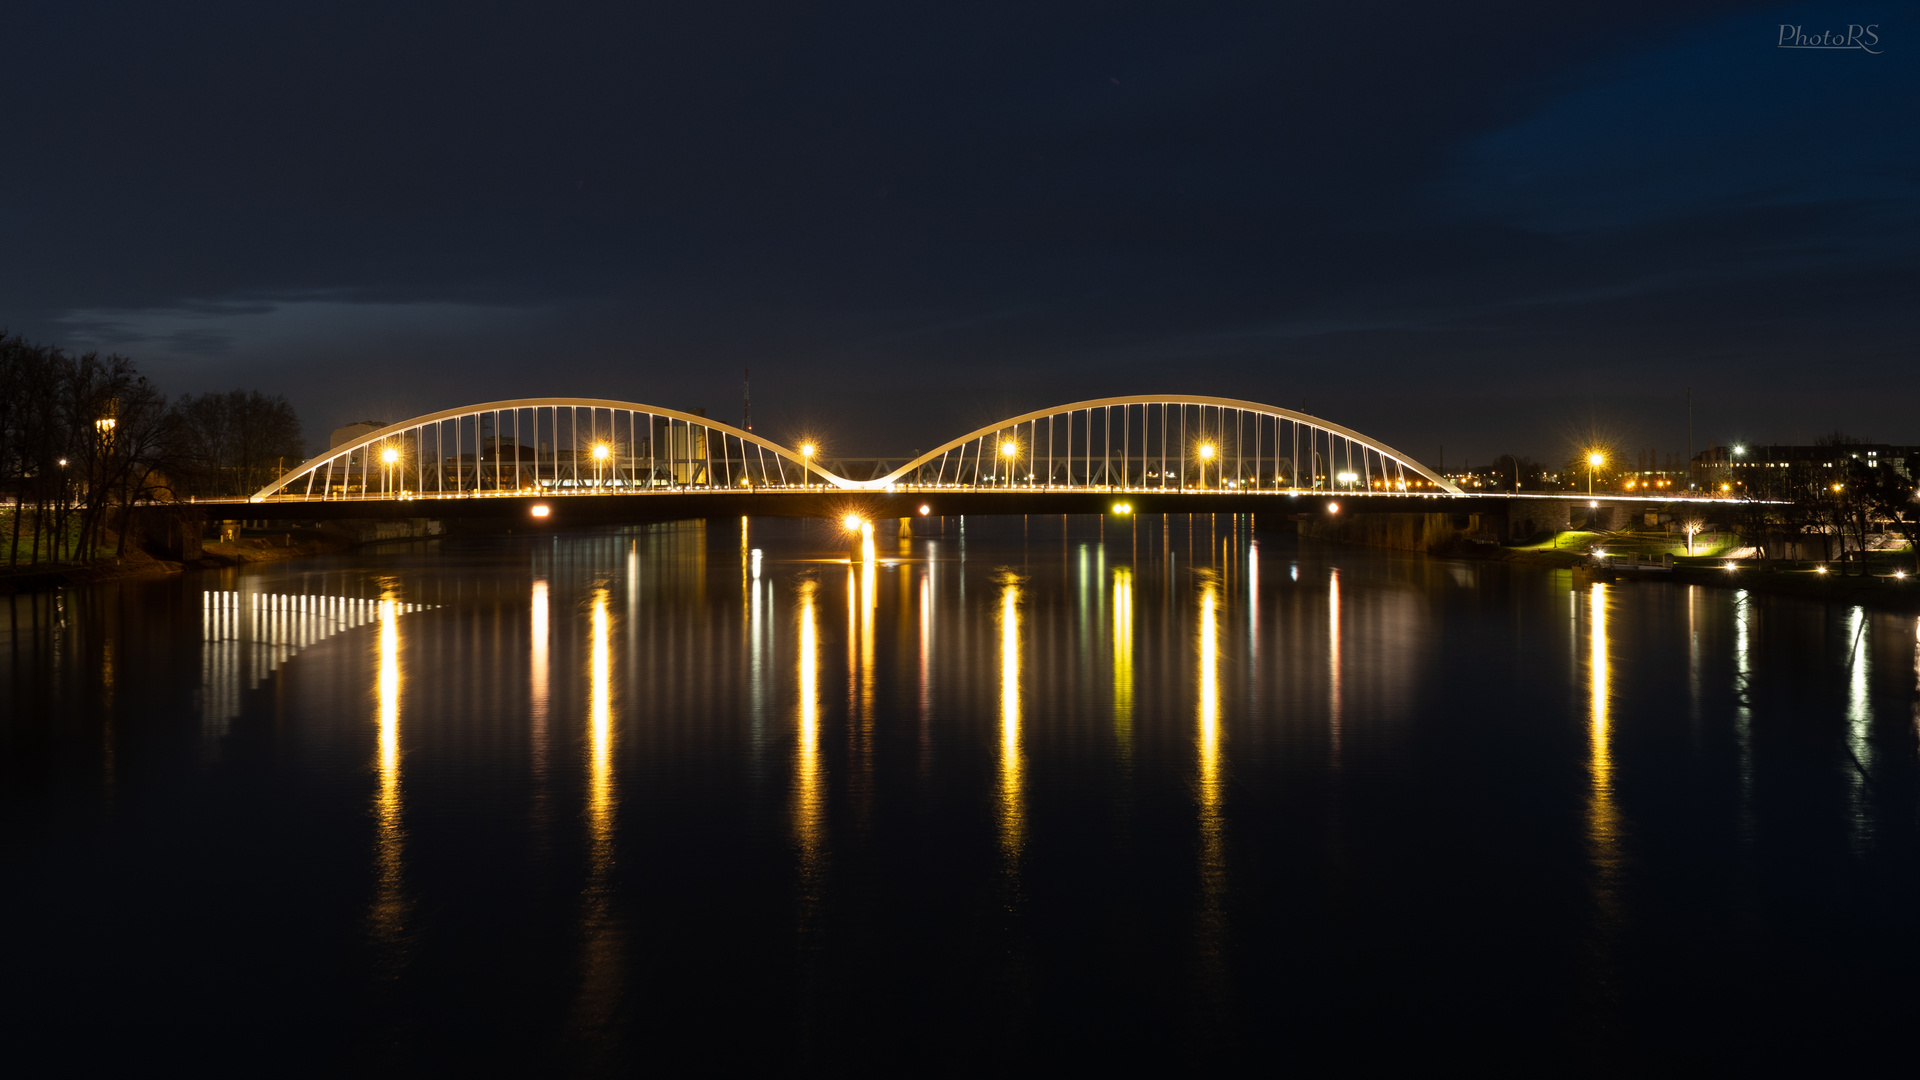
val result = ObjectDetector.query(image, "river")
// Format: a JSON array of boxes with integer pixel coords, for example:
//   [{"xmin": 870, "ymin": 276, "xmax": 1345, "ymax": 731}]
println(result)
[{"xmin": 5, "ymin": 515, "xmax": 1919, "ymax": 1071}]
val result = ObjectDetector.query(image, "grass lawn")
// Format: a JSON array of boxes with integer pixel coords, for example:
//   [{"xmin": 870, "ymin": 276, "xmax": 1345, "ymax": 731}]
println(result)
[{"xmin": 1510, "ymin": 528, "xmax": 1744, "ymax": 558}]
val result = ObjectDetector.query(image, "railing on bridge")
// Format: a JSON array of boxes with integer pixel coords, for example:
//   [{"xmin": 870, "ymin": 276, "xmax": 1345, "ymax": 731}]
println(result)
[
  {"xmin": 251, "ymin": 398, "xmax": 837, "ymax": 502},
  {"xmin": 250, "ymin": 394, "xmax": 1462, "ymax": 501},
  {"xmin": 866, "ymin": 396, "xmax": 1458, "ymax": 494}
]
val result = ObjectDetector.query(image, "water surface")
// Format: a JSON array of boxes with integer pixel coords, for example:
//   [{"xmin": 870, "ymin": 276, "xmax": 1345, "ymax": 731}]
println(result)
[{"xmin": 6, "ymin": 515, "xmax": 1919, "ymax": 1071}]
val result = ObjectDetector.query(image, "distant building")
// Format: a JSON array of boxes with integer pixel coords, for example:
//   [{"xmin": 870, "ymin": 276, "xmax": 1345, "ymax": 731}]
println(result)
[
  {"xmin": 330, "ymin": 420, "xmax": 386, "ymax": 448},
  {"xmin": 1695, "ymin": 443, "xmax": 1918, "ymax": 480}
]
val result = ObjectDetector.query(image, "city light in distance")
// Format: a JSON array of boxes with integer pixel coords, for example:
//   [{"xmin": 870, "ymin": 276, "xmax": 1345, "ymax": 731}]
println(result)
[
  {"xmin": 1111, "ymin": 503, "xmax": 1133, "ymax": 514},
  {"xmin": 1817, "ymin": 565, "xmax": 1828, "ymax": 574},
  {"xmin": 530, "ymin": 504, "xmax": 550, "ymax": 518},
  {"xmin": 1328, "ymin": 502, "xmax": 1339, "ymax": 514},
  {"xmin": 918, "ymin": 504, "xmax": 930, "ymax": 515}
]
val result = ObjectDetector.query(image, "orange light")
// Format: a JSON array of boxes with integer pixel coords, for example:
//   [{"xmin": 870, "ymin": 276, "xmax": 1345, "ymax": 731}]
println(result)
[
  {"xmin": 842, "ymin": 513, "xmax": 864, "ymax": 532},
  {"xmin": 918, "ymin": 504, "xmax": 930, "ymax": 516},
  {"xmin": 530, "ymin": 504, "xmax": 550, "ymax": 518}
]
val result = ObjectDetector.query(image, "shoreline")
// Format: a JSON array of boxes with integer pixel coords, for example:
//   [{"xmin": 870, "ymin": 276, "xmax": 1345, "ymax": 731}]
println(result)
[
  {"xmin": 0, "ymin": 534, "xmax": 350, "ymax": 596},
  {"xmin": 1433, "ymin": 538, "xmax": 1920, "ymax": 611}
]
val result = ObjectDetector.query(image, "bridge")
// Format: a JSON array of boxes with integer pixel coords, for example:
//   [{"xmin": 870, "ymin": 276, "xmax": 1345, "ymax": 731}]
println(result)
[{"xmin": 184, "ymin": 394, "xmax": 1717, "ymax": 531}]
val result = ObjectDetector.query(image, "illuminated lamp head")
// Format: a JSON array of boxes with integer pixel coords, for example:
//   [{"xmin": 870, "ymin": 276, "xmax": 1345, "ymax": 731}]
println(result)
[
  {"xmin": 842, "ymin": 513, "xmax": 864, "ymax": 532},
  {"xmin": 530, "ymin": 504, "xmax": 551, "ymax": 518}
]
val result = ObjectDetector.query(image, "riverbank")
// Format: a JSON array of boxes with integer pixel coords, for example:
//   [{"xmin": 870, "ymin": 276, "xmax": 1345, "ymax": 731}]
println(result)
[
  {"xmin": 1429, "ymin": 536, "xmax": 1920, "ymax": 610},
  {"xmin": 0, "ymin": 532, "xmax": 350, "ymax": 595}
]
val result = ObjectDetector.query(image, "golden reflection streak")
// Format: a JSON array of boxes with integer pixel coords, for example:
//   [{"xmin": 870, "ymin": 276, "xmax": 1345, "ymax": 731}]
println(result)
[
  {"xmin": 589, "ymin": 590, "xmax": 614, "ymax": 862},
  {"xmin": 1328, "ymin": 568, "xmax": 1342, "ymax": 756},
  {"xmin": 1587, "ymin": 583, "xmax": 1622, "ymax": 918},
  {"xmin": 370, "ymin": 596, "xmax": 409, "ymax": 963},
  {"xmin": 918, "ymin": 572, "xmax": 932, "ymax": 774},
  {"xmin": 571, "ymin": 588, "xmax": 624, "ymax": 1045},
  {"xmin": 860, "ymin": 537, "xmax": 876, "ymax": 704},
  {"xmin": 999, "ymin": 577, "xmax": 1025, "ymax": 864},
  {"xmin": 1113, "ymin": 568, "xmax": 1135, "ymax": 759},
  {"xmin": 531, "ymin": 581, "xmax": 551, "ymax": 825},
  {"xmin": 794, "ymin": 581, "xmax": 824, "ymax": 921},
  {"xmin": 1196, "ymin": 577, "xmax": 1225, "ymax": 961}
]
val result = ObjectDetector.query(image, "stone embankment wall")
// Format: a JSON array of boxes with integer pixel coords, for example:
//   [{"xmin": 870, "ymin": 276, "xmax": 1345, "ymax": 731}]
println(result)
[
  {"xmin": 321, "ymin": 518, "xmax": 446, "ymax": 543},
  {"xmin": 1295, "ymin": 512, "xmax": 1499, "ymax": 552}
]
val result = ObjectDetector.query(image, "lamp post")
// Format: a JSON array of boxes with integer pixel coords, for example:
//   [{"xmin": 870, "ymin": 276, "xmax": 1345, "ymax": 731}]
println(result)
[
  {"xmin": 592, "ymin": 443, "xmax": 610, "ymax": 489},
  {"xmin": 1001, "ymin": 439, "xmax": 1016, "ymax": 487},
  {"xmin": 381, "ymin": 446, "xmax": 399, "ymax": 496},
  {"xmin": 801, "ymin": 443, "xmax": 815, "ymax": 491},
  {"xmin": 1587, "ymin": 452, "xmax": 1604, "ymax": 496},
  {"xmin": 1198, "ymin": 442, "xmax": 1215, "ymax": 490}
]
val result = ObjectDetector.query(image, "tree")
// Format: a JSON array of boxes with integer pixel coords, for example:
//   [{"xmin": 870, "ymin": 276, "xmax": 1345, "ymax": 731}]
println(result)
[
  {"xmin": 1855, "ymin": 460, "xmax": 1920, "ymax": 575},
  {"xmin": 1484, "ymin": 453, "xmax": 1546, "ymax": 492},
  {"xmin": 170, "ymin": 390, "xmax": 307, "ymax": 497}
]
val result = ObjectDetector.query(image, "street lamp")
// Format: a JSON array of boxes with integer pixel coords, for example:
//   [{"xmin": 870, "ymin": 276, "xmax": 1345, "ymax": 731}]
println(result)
[
  {"xmin": 381, "ymin": 446, "xmax": 399, "ymax": 496},
  {"xmin": 592, "ymin": 442, "xmax": 610, "ymax": 489},
  {"xmin": 1198, "ymin": 442, "xmax": 1216, "ymax": 489},
  {"xmin": 1000, "ymin": 439, "xmax": 1016, "ymax": 486},
  {"xmin": 1587, "ymin": 452, "xmax": 1604, "ymax": 496},
  {"xmin": 800, "ymin": 443, "xmax": 816, "ymax": 490}
]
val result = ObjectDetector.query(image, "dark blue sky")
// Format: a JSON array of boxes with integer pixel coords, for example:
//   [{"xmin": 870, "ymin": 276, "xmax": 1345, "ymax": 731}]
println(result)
[{"xmin": 3, "ymin": 1, "xmax": 1912, "ymax": 465}]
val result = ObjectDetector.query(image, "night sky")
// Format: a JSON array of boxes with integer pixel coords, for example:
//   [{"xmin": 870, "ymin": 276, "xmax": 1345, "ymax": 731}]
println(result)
[{"xmin": 3, "ymin": 2, "xmax": 1912, "ymax": 466}]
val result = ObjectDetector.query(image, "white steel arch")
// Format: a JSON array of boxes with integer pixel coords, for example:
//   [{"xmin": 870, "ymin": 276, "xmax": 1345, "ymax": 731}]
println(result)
[
  {"xmin": 861, "ymin": 395, "xmax": 1462, "ymax": 494},
  {"xmin": 249, "ymin": 397, "xmax": 854, "ymax": 501}
]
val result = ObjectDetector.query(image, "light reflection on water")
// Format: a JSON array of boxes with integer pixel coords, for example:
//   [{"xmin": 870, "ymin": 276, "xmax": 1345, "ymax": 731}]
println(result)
[
  {"xmin": 794, "ymin": 578, "xmax": 824, "ymax": 893},
  {"xmin": 1846, "ymin": 605, "xmax": 1873, "ymax": 854},
  {"xmin": 1195, "ymin": 573, "xmax": 1225, "ymax": 978},
  {"xmin": 370, "ymin": 595, "xmax": 408, "ymax": 969},
  {"xmin": 998, "ymin": 573, "xmax": 1025, "ymax": 868},
  {"xmin": 571, "ymin": 587, "xmax": 624, "ymax": 1050}
]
